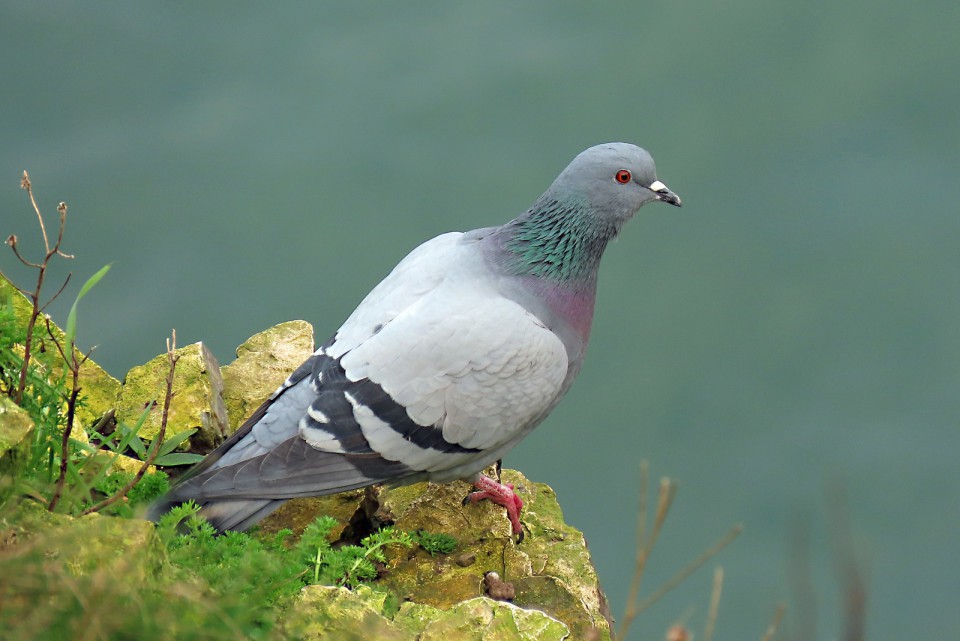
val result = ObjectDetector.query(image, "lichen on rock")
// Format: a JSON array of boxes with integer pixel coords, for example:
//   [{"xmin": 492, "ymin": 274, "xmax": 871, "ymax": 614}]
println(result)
[
  {"xmin": 221, "ymin": 320, "xmax": 314, "ymax": 430},
  {"xmin": 0, "ymin": 397, "xmax": 35, "ymax": 502},
  {"xmin": 280, "ymin": 587, "xmax": 571, "ymax": 641},
  {"xmin": 1, "ymin": 307, "xmax": 614, "ymax": 640},
  {"xmin": 116, "ymin": 341, "xmax": 228, "ymax": 450},
  {"xmin": 261, "ymin": 467, "xmax": 612, "ymax": 640}
]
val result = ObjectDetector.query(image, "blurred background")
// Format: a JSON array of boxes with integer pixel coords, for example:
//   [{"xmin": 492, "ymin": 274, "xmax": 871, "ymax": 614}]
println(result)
[{"xmin": 2, "ymin": 2, "xmax": 957, "ymax": 638}]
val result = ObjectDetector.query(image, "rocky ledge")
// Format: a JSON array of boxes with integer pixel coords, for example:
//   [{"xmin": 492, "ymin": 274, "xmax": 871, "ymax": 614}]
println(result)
[{"xmin": 0, "ymin": 273, "xmax": 613, "ymax": 640}]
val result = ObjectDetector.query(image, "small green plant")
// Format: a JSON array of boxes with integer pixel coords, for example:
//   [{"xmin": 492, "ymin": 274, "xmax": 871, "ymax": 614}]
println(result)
[
  {"xmin": 91, "ymin": 420, "xmax": 204, "ymax": 468},
  {"xmin": 295, "ymin": 515, "xmax": 415, "ymax": 587},
  {"xmin": 412, "ymin": 530, "xmax": 458, "ymax": 557}
]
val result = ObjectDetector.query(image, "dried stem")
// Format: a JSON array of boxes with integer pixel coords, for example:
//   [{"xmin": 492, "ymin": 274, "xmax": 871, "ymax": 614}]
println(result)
[
  {"xmin": 759, "ymin": 603, "xmax": 787, "ymax": 641},
  {"xmin": 618, "ymin": 469, "xmax": 677, "ymax": 640},
  {"xmin": 22, "ymin": 170, "xmax": 50, "ymax": 254},
  {"xmin": 39, "ymin": 272, "xmax": 72, "ymax": 312},
  {"xmin": 8, "ymin": 171, "xmax": 73, "ymax": 405},
  {"xmin": 54, "ymin": 202, "xmax": 73, "ymax": 259},
  {"xmin": 622, "ymin": 460, "xmax": 649, "ymax": 634},
  {"xmin": 46, "ymin": 313, "xmax": 95, "ymax": 512},
  {"xmin": 703, "ymin": 566, "xmax": 724, "ymax": 641},
  {"xmin": 634, "ymin": 524, "xmax": 742, "ymax": 615},
  {"xmin": 788, "ymin": 515, "xmax": 818, "ymax": 641},
  {"xmin": 82, "ymin": 330, "xmax": 179, "ymax": 515},
  {"xmin": 827, "ymin": 477, "xmax": 869, "ymax": 641}
]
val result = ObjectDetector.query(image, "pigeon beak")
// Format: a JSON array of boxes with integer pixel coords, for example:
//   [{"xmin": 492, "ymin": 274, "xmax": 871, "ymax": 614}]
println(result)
[{"xmin": 649, "ymin": 180, "xmax": 682, "ymax": 207}]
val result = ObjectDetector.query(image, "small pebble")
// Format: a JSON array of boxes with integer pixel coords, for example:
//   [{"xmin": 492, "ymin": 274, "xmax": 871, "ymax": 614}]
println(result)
[
  {"xmin": 455, "ymin": 552, "xmax": 477, "ymax": 567},
  {"xmin": 483, "ymin": 571, "xmax": 515, "ymax": 601}
]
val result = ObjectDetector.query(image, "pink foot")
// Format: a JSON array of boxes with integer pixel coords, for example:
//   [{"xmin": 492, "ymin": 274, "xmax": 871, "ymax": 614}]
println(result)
[{"xmin": 464, "ymin": 474, "xmax": 525, "ymax": 541}]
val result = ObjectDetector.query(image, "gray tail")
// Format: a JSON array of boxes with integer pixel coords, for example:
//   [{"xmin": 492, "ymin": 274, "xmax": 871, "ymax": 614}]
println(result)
[{"xmin": 147, "ymin": 496, "xmax": 287, "ymax": 533}]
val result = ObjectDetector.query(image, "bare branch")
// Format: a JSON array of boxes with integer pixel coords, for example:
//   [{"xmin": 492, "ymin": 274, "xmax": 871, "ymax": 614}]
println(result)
[
  {"xmin": 8, "ymin": 171, "xmax": 75, "ymax": 404},
  {"xmin": 39, "ymin": 273, "xmax": 73, "ymax": 312},
  {"xmin": 54, "ymin": 201, "xmax": 73, "ymax": 259},
  {"xmin": 703, "ymin": 566, "xmax": 724, "ymax": 641},
  {"xmin": 788, "ymin": 514, "xmax": 818, "ymax": 641},
  {"xmin": 827, "ymin": 477, "xmax": 869, "ymax": 641},
  {"xmin": 618, "ymin": 471, "xmax": 678, "ymax": 640},
  {"xmin": 634, "ymin": 524, "xmax": 742, "ymax": 616},
  {"xmin": 21, "ymin": 170, "xmax": 51, "ymax": 254},
  {"xmin": 83, "ymin": 330, "xmax": 180, "ymax": 515},
  {"xmin": 759, "ymin": 603, "xmax": 787, "ymax": 641},
  {"xmin": 6, "ymin": 234, "xmax": 42, "ymax": 269},
  {"xmin": 47, "ymin": 339, "xmax": 82, "ymax": 512}
]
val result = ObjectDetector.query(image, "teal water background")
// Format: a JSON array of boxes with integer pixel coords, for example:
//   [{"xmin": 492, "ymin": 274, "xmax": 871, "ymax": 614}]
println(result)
[{"xmin": 2, "ymin": 3, "xmax": 958, "ymax": 638}]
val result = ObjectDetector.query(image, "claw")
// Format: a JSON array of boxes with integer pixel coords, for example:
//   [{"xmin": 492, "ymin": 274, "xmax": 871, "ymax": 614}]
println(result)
[{"xmin": 464, "ymin": 474, "xmax": 525, "ymax": 542}]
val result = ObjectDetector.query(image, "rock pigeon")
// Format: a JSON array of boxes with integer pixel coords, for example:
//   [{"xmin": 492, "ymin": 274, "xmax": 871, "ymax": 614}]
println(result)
[{"xmin": 149, "ymin": 142, "xmax": 681, "ymax": 537}]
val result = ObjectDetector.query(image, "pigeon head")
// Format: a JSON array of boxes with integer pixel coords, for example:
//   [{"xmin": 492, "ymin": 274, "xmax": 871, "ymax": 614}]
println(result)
[
  {"xmin": 498, "ymin": 142, "xmax": 680, "ymax": 281},
  {"xmin": 549, "ymin": 142, "xmax": 682, "ymax": 222}
]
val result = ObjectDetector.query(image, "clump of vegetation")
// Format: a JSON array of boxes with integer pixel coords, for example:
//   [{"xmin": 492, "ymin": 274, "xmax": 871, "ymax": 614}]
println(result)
[
  {"xmin": 412, "ymin": 529, "xmax": 458, "ymax": 557},
  {"xmin": 1, "ymin": 172, "xmax": 464, "ymax": 641},
  {"xmin": 295, "ymin": 514, "xmax": 416, "ymax": 587},
  {"xmin": 0, "ymin": 171, "xmax": 197, "ymax": 518}
]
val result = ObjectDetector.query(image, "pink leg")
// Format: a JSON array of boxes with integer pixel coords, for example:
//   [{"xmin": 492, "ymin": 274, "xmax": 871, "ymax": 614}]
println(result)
[{"xmin": 464, "ymin": 474, "xmax": 525, "ymax": 541}]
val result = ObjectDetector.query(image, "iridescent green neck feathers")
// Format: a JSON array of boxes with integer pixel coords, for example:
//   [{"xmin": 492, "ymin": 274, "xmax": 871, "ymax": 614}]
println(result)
[{"xmin": 500, "ymin": 195, "xmax": 620, "ymax": 281}]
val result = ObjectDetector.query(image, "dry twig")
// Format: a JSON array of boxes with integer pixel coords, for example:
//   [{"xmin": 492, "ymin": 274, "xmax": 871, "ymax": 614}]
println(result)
[
  {"xmin": 46, "ymin": 316, "xmax": 93, "ymax": 512},
  {"xmin": 759, "ymin": 603, "xmax": 786, "ymax": 641},
  {"xmin": 703, "ymin": 566, "xmax": 724, "ymax": 641},
  {"xmin": 81, "ymin": 330, "xmax": 180, "ymax": 515},
  {"xmin": 4, "ymin": 171, "xmax": 73, "ymax": 405}
]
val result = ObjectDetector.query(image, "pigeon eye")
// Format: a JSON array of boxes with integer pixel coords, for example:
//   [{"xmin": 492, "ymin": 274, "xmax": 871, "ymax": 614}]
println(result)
[{"xmin": 615, "ymin": 169, "xmax": 631, "ymax": 184}]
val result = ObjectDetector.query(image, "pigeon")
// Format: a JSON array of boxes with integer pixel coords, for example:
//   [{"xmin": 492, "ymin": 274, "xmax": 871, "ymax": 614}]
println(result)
[{"xmin": 149, "ymin": 142, "xmax": 681, "ymax": 538}]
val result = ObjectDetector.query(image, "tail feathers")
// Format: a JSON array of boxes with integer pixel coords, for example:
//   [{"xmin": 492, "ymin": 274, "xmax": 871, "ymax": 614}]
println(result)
[
  {"xmin": 146, "ymin": 496, "xmax": 287, "ymax": 533},
  {"xmin": 196, "ymin": 498, "xmax": 287, "ymax": 532}
]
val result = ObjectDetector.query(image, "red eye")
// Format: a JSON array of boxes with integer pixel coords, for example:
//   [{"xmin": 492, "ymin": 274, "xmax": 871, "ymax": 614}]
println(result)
[{"xmin": 615, "ymin": 169, "xmax": 631, "ymax": 184}]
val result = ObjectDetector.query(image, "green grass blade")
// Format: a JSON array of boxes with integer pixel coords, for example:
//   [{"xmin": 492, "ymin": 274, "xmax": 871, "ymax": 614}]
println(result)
[
  {"xmin": 157, "ymin": 428, "xmax": 197, "ymax": 456},
  {"xmin": 152, "ymin": 453, "xmax": 205, "ymax": 466},
  {"xmin": 65, "ymin": 263, "xmax": 111, "ymax": 349}
]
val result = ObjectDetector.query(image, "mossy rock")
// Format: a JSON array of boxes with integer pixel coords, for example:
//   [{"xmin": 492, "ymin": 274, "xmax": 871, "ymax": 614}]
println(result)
[
  {"xmin": 257, "ymin": 489, "xmax": 366, "ymax": 540},
  {"xmin": 414, "ymin": 597, "xmax": 570, "ymax": 641},
  {"xmin": 371, "ymin": 471, "xmax": 610, "ymax": 639},
  {"xmin": 0, "ymin": 397, "xmax": 35, "ymax": 502},
  {"xmin": 499, "ymin": 470, "xmax": 612, "ymax": 640},
  {"xmin": 281, "ymin": 585, "xmax": 411, "ymax": 641},
  {"xmin": 221, "ymin": 320, "xmax": 315, "ymax": 431},
  {"xmin": 281, "ymin": 587, "xmax": 570, "ymax": 641},
  {"xmin": 116, "ymin": 341, "xmax": 227, "ymax": 450},
  {"xmin": 263, "ymin": 468, "xmax": 611, "ymax": 640},
  {"xmin": 4, "ymin": 500, "xmax": 163, "ymax": 584},
  {"xmin": 374, "ymin": 477, "xmax": 516, "ymax": 609}
]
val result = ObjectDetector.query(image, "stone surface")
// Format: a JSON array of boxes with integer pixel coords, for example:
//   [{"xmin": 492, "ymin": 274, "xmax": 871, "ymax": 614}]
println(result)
[
  {"xmin": 221, "ymin": 320, "xmax": 315, "ymax": 431},
  {"xmin": 0, "ymin": 397, "xmax": 35, "ymax": 502},
  {"xmin": 1, "ymin": 299, "xmax": 612, "ymax": 640},
  {"xmin": 261, "ymin": 468, "xmax": 612, "ymax": 640},
  {"xmin": 257, "ymin": 490, "xmax": 366, "ymax": 540},
  {"xmin": 116, "ymin": 341, "xmax": 228, "ymax": 450},
  {"xmin": 281, "ymin": 585, "xmax": 410, "ymax": 641},
  {"xmin": 280, "ymin": 588, "xmax": 570, "ymax": 641},
  {"xmin": 375, "ymin": 470, "xmax": 612, "ymax": 640},
  {"xmin": 5, "ymin": 500, "xmax": 163, "ymax": 584},
  {"xmin": 416, "ymin": 597, "xmax": 570, "ymax": 641}
]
